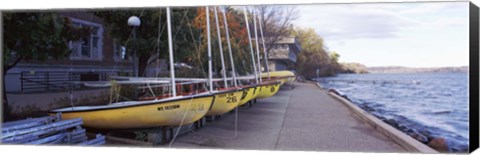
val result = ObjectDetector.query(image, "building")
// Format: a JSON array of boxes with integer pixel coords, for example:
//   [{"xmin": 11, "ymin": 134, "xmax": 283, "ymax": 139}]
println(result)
[
  {"xmin": 267, "ymin": 36, "xmax": 302, "ymax": 71},
  {"xmin": 4, "ymin": 12, "xmax": 133, "ymax": 93}
]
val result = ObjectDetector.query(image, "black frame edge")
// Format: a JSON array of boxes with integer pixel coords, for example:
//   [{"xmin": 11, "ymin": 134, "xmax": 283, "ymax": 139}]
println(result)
[{"xmin": 469, "ymin": 1, "xmax": 479, "ymax": 153}]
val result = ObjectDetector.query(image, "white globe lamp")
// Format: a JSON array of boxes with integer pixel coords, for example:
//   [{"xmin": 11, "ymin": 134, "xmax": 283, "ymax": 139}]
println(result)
[{"xmin": 127, "ymin": 16, "xmax": 141, "ymax": 26}]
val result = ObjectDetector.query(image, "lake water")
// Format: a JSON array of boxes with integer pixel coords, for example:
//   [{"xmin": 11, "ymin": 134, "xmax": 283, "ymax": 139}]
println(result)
[{"xmin": 316, "ymin": 73, "xmax": 469, "ymax": 152}]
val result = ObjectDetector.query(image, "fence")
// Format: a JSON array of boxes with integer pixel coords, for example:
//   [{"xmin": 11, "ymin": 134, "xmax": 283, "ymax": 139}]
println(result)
[{"xmin": 19, "ymin": 71, "xmax": 117, "ymax": 93}]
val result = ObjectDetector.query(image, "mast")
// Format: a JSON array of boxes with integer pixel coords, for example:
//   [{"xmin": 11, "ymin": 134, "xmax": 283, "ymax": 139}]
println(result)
[
  {"xmin": 243, "ymin": 6, "xmax": 259, "ymax": 84},
  {"xmin": 166, "ymin": 7, "xmax": 177, "ymax": 97},
  {"xmin": 257, "ymin": 11, "xmax": 270, "ymax": 80},
  {"xmin": 222, "ymin": 7, "xmax": 238, "ymax": 87},
  {"xmin": 214, "ymin": 7, "xmax": 228, "ymax": 88},
  {"xmin": 206, "ymin": 6, "xmax": 213, "ymax": 91},
  {"xmin": 252, "ymin": 11, "xmax": 263, "ymax": 83}
]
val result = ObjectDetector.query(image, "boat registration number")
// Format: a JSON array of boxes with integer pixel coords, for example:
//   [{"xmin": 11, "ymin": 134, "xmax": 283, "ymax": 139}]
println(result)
[{"xmin": 157, "ymin": 104, "xmax": 180, "ymax": 111}]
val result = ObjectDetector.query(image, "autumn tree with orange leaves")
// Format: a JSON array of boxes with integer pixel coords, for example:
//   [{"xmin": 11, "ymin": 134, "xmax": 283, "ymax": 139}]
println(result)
[{"xmin": 191, "ymin": 7, "xmax": 256, "ymax": 77}]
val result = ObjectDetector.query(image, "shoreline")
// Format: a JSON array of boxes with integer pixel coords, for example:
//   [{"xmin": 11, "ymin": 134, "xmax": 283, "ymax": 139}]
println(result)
[
  {"xmin": 314, "ymin": 81, "xmax": 438, "ymax": 153},
  {"xmin": 315, "ymin": 73, "xmax": 469, "ymax": 153}
]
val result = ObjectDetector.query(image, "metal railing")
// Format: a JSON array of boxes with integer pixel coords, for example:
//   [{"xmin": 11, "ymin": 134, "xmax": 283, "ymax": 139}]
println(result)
[{"xmin": 20, "ymin": 71, "xmax": 117, "ymax": 93}]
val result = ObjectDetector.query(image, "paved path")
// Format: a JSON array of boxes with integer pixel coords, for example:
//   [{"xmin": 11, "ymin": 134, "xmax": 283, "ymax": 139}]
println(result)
[{"xmin": 168, "ymin": 82, "xmax": 405, "ymax": 153}]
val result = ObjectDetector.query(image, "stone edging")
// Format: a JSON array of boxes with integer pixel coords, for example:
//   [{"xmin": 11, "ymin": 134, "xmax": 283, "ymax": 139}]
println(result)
[{"xmin": 314, "ymin": 82, "xmax": 438, "ymax": 153}]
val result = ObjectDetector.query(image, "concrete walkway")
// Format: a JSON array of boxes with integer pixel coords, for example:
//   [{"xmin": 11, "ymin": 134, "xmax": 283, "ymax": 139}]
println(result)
[{"xmin": 168, "ymin": 82, "xmax": 405, "ymax": 153}]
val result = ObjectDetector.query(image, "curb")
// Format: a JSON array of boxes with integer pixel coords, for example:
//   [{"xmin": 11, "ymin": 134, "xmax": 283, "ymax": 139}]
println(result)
[{"xmin": 314, "ymin": 83, "xmax": 438, "ymax": 153}]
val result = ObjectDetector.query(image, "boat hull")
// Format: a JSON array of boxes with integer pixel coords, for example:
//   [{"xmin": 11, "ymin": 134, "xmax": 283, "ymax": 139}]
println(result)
[
  {"xmin": 261, "ymin": 71, "xmax": 295, "ymax": 85},
  {"xmin": 255, "ymin": 81, "xmax": 281, "ymax": 99},
  {"xmin": 239, "ymin": 85, "xmax": 259, "ymax": 106},
  {"xmin": 206, "ymin": 89, "xmax": 244, "ymax": 116},
  {"xmin": 49, "ymin": 95, "xmax": 215, "ymax": 129}
]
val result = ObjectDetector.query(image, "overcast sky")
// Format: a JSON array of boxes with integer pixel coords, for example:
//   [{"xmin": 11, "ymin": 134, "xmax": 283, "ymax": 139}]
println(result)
[{"xmin": 292, "ymin": 1, "xmax": 469, "ymax": 68}]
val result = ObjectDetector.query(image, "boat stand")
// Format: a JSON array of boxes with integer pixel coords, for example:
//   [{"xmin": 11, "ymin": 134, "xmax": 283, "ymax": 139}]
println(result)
[
  {"xmin": 247, "ymin": 99, "xmax": 256, "ymax": 107},
  {"xmin": 103, "ymin": 118, "xmax": 209, "ymax": 146},
  {"xmin": 140, "ymin": 127, "xmax": 174, "ymax": 145},
  {"xmin": 194, "ymin": 117, "xmax": 207, "ymax": 129},
  {"xmin": 146, "ymin": 119, "xmax": 210, "ymax": 145},
  {"xmin": 206, "ymin": 115, "xmax": 221, "ymax": 122}
]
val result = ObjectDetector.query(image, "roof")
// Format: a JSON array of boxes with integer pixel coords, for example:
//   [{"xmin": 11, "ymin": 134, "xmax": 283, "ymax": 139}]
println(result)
[{"xmin": 274, "ymin": 36, "xmax": 298, "ymax": 44}]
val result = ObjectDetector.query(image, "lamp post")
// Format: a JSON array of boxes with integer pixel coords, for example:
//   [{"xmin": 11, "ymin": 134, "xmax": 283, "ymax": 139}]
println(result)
[{"xmin": 128, "ymin": 16, "xmax": 141, "ymax": 77}]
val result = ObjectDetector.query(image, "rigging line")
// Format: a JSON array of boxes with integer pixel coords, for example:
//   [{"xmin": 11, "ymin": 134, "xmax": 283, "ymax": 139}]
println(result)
[
  {"xmin": 253, "ymin": 10, "xmax": 263, "ymax": 83},
  {"xmin": 166, "ymin": 7, "xmax": 177, "ymax": 97},
  {"xmin": 172, "ymin": 8, "xmax": 191, "ymax": 73},
  {"xmin": 257, "ymin": 10, "xmax": 270, "ymax": 80},
  {"xmin": 69, "ymin": 46, "xmax": 75, "ymax": 108},
  {"xmin": 147, "ymin": 83, "xmax": 156, "ymax": 98},
  {"xmin": 121, "ymin": 9, "xmax": 146, "ymax": 50},
  {"xmin": 173, "ymin": 8, "xmax": 191, "ymax": 42},
  {"xmin": 214, "ymin": 6, "xmax": 239, "ymax": 138},
  {"xmin": 143, "ymin": 16, "xmax": 169, "ymax": 77},
  {"xmin": 185, "ymin": 9, "xmax": 208, "ymax": 79},
  {"xmin": 221, "ymin": 6, "xmax": 238, "ymax": 87},
  {"xmin": 145, "ymin": 12, "xmax": 168, "ymax": 77},
  {"xmin": 139, "ymin": 9, "xmax": 146, "ymax": 18},
  {"xmin": 155, "ymin": 8, "xmax": 162, "ymax": 78},
  {"xmin": 168, "ymin": 95, "xmax": 195, "ymax": 147},
  {"xmin": 124, "ymin": 9, "xmax": 145, "ymax": 74},
  {"xmin": 206, "ymin": 6, "xmax": 213, "ymax": 92},
  {"xmin": 85, "ymin": 11, "xmax": 118, "ymax": 77},
  {"xmin": 214, "ymin": 7, "xmax": 228, "ymax": 88},
  {"xmin": 164, "ymin": 8, "xmax": 191, "ymax": 79},
  {"xmin": 243, "ymin": 6, "xmax": 259, "ymax": 84},
  {"xmin": 234, "ymin": 103, "xmax": 239, "ymax": 138},
  {"xmin": 230, "ymin": 32, "xmax": 246, "ymax": 77},
  {"xmin": 115, "ymin": 81, "xmax": 121, "ymax": 102},
  {"xmin": 221, "ymin": 6, "xmax": 240, "ymax": 138},
  {"xmin": 109, "ymin": 81, "xmax": 114, "ymax": 104}
]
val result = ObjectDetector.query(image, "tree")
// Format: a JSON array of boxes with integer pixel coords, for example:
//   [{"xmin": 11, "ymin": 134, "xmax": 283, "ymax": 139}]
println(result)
[
  {"xmin": 94, "ymin": 8, "xmax": 200, "ymax": 78},
  {"xmin": 291, "ymin": 27, "xmax": 332, "ymax": 78},
  {"xmin": 330, "ymin": 51, "xmax": 340, "ymax": 63},
  {"xmin": 328, "ymin": 51, "xmax": 342, "ymax": 74},
  {"xmin": 253, "ymin": 5, "xmax": 298, "ymax": 69},
  {"xmin": 3, "ymin": 12, "xmax": 89, "ymax": 121},
  {"xmin": 192, "ymin": 7, "xmax": 256, "ymax": 77},
  {"xmin": 339, "ymin": 62, "xmax": 369, "ymax": 74}
]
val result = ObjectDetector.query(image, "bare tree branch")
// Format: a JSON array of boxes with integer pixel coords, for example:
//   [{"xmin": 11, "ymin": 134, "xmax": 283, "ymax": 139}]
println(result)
[{"xmin": 253, "ymin": 5, "xmax": 298, "ymax": 70}]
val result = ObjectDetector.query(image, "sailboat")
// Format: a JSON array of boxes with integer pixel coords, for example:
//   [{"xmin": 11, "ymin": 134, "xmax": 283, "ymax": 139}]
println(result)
[
  {"xmin": 48, "ymin": 7, "xmax": 215, "ymax": 129},
  {"xmin": 261, "ymin": 70, "xmax": 296, "ymax": 85},
  {"xmin": 203, "ymin": 6, "xmax": 245, "ymax": 116},
  {"xmin": 214, "ymin": 6, "xmax": 260, "ymax": 107},
  {"xmin": 254, "ymin": 7, "xmax": 295, "ymax": 86},
  {"xmin": 242, "ymin": 7, "xmax": 282, "ymax": 99}
]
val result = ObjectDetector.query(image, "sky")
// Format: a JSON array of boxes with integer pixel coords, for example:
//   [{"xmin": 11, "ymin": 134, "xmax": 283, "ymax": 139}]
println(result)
[
  {"xmin": 292, "ymin": 2, "xmax": 470, "ymax": 68},
  {"xmin": 0, "ymin": 1, "xmax": 471, "ymax": 68}
]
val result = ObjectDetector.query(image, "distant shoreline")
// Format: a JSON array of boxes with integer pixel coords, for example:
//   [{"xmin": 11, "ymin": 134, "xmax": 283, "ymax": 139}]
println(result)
[{"xmin": 367, "ymin": 66, "xmax": 468, "ymax": 74}]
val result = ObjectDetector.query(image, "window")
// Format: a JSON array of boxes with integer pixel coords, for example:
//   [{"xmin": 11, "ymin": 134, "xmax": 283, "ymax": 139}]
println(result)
[{"xmin": 69, "ymin": 18, "xmax": 103, "ymax": 60}]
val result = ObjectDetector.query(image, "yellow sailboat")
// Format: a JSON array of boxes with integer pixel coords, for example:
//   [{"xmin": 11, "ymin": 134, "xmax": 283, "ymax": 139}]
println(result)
[
  {"xmin": 49, "ymin": 7, "xmax": 216, "ymax": 130},
  {"xmin": 205, "ymin": 88, "xmax": 244, "ymax": 116},
  {"xmin": 49, "ymin": 94, "xmax": 214, "ymax": 129},
  {"xmin": 204, "ymin": 7, "xmax": 255, "ymax": 116},
  {"xmin": 255, "ymin": 80, "xmax": 282, "ymax": 99},
  {"xmin": 261, "ymin": 71, "xmax": 295, "ymax": 85},
  {"xmin": 238, "ymin": 85, "xmax": 260, "ymax": 106}
]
